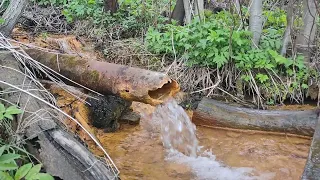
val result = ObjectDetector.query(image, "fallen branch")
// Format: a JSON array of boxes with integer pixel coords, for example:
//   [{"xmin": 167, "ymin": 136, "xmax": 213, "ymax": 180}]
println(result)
[{"xmin": 192, "ymin": 97, "xmax": 319, "ymax": 136}]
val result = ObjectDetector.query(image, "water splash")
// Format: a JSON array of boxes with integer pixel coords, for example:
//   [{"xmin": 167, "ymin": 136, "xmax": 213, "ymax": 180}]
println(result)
[
  {"xmin": 152, "ymin": 98, "xmax": 198, "ymax": 157},
  {"xmin": 148, "ymin": 98, "xmax": 275, "ymax": 180}
]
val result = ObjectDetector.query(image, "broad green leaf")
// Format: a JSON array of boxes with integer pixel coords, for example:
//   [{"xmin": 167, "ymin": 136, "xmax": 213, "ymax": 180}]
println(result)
[
  {"xmin": 265, "ymin": 64, "xmax": 275, "ymax": 70},
  {"xmin": 207, "ymin": 52, "xmax": 215, "ymax": 58},
  {"xmin": 0, "ymin": 104, "xmax": 5, "ymax": 113},
  {"xmin": 0, "ymin": 154, "xmax": 20, "ymax": 164},
  {"xmin": 0, "ymin": 163, "xmax": 18, "ymax": 171},
  {"xmin": 25, "ymin": 164, "xmax": 42, "ymax": 179},
  {"xmin": 256, "ymin": 73, "xmax": 269, "ymax": 83},
  {"xmin": 0, "ymin": 171, "xmax": 14, "ymax": 180},
  {"xmin": 5, "ymin": 106, "xmax": 22, "ymax": 115},
  {"xmin": 301, "ymin": 84, "xmax": 309, "ymax": 89},
  {"xmin": 35, "ymin": 173, "xmax": 54, "ymax": 180},
  {"xmin": 0, "ymin": 146, "xmax": 6, "ymax": 157},
  {"xmin": 0, "ymin": 113, "xmax": 3, "ymax": 121},
  {"xmin": 292, "ymin": 82, "xmax": 298, "ymax": 88},
  {"xmin": 3, "ymin": 114, "xmax": 13, "ymax": 120},
  {"xmin": 15, "ymin": 163, "xmax": 32, "ymax": 180}
]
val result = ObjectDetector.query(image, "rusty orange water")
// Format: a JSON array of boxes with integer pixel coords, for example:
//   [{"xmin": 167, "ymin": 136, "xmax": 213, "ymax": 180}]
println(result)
[{"xmin": 87, "ymin": 102, "xmax": 311, "ymax": 180}]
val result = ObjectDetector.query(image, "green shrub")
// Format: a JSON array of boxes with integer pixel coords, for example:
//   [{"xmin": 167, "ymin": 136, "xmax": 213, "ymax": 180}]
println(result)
[
  {"xmin": 33, "ymin": 0, "xmax": 170, "ymax": 37},
  {"xmin": 0, "ymin": 145, "xmax": 53, "ymax": 180},
  {"xmin": 146, "ymin": 10, "xmax": 314, "ymax": 103}
]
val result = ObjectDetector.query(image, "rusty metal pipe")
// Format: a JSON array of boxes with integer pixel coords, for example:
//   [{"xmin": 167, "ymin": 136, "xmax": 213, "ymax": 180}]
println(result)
[{"xmin": 24, "ymin": 48, "xmax": 180, "ymax": 105}]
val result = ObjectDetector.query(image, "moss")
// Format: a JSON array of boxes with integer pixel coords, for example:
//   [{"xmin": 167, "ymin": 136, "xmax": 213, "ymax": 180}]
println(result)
[
  {"xmin": 86, "ymin": 95, "xmax": 131, "ymax": 130},
  {"xmin": 49, "ymin": 55, "xmax": 58, "ymax": 67},
  {"xmin": 62, "ymin": 56, "xmax": 78, "ymax": 68},
  {"xmin": 81, "ymin": 70, "xmax": 100, "ymax": 86}
]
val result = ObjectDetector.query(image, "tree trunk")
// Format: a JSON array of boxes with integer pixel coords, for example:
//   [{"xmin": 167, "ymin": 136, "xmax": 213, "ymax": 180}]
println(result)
[
  {"xmin": 249, "ymin": 0, "xmax": 263, "ymax": 47},
  {"xmin": 0, "ymin": 0, "xmax": 29, "ymax": 37},
  {"xmin": 183, "ymin": 0, "xmax": 192, "ymax": 24},
  {"xmin": 171, "ymin": 0, "xmax": 185, "ymax": 25},
  {"xmin": 104, "ymin": 0, "xmax": 119, "ymax": 15},
  {"xmin": 194, "ymin": 0, "xmax": 204, "ymax": 21},
  {"xmin": 280, "ymin": 0, "xmax": 294, "ymax": 56},
  {"xmin": 296, "ymin": 0, "xmax": 318, "ymax": 62}
]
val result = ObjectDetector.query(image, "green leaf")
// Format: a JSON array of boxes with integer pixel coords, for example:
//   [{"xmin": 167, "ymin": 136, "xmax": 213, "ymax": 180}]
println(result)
[
  {"xmin": 0, "ymin": 154, "xmax": 20, "ymax": 164},
  {"xmin": 36, "ymin": 173, "xmax": 54, "ymax": 180},
  {"xmin": 25, "ymin": 164, "xmax": 42, "ymax": 179},
  {"xmin": 0, "ymin": 18, "xmax": 5, "ymax": 25},
  {"xmin": 3, "ymin": 114, "xmax": 13, "ymax": 120},
  {"xmin": 256, "ymin": 73, "xmax": 269, "ymax": 83},
  {"xmin": 0, "ymin": 113, "xmax": 4, "ymax": 121},
  {"xmin": 241, "ymin": 75, "xmax": 251, "ymax": 82},
  {"xmin": 0, "ymin": 104, "xmax": 5, "ymax": 113},
  {"xmin": 301, "ymin": 84, "xmax": 309, "ymax": 89},
  {"xmin": 286, "ymin": 69, "xmax": 294, "ymax": 76},
  {"xmin": 5, "ymin": 106, "xmax": 22, "ymax": 115},
  {"xmin": 207, "ymin": 52, "xmax": 215, "ymax": 58},
  {"xmin": 0, "ymin": 146, "xmax": 6, "ymax": 157},
  {"xmin": 15, "ymin": 163, "xmax": 32, "ymax": 180},
  {"xmin": 265, "ymin": 64, "xmax": 275, "ymax": 70},
  {"xmin": 0, "ymin": 171, "xmax": 14, "ymax": 180},
  {"xmin": 0, "ymin": 163, "xmax": 18, "ymax": 171}
]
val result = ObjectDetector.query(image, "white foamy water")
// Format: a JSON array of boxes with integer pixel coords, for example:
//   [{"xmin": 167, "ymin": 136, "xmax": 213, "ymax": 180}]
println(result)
[{"xmin": 147, "ymin": 98, "xmax": 275, "ymax": 180}]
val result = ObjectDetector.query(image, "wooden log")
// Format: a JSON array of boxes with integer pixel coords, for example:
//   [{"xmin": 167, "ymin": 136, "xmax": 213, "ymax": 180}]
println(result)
[
  {"xmin": 302, "ymin": 117, "xmax": 320, "ymax": 179},
  {"xmin": 24, "ymin": 48, "xmax": 180, "ymax": 106},
  {"xmin": 0, "ymin": 51, "xmax": 118, "ymax": 179},
  {"xmin": 192, "ymin": 97, "xmax": 320, "ymax": 136}
]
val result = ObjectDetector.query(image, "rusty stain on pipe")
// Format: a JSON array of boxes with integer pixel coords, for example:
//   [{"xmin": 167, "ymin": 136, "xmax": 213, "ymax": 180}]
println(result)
[{"xmin": 24, "ymin": 48, "xmax": 180, "ymax": 105}]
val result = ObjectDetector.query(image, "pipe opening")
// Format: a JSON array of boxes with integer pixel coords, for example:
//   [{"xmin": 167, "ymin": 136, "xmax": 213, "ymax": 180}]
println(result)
[{"xmin": 148, "ymin": 80, "xmax": 179, "ymax": 100}]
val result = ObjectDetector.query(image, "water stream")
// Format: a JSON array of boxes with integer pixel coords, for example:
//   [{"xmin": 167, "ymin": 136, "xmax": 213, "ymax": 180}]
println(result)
[
  {"xmin": 148, "ymin": 98, "xmax": 276, "ymax": 180},
  {"xmin": 87, "ymin": 100, "xmax": 310, "ymax": 180}
]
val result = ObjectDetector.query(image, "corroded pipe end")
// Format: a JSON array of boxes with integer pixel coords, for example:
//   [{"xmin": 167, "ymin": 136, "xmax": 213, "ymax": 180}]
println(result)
[{"xmin": 119, "ymin": 78, "xmax": 180, "ymax": 106}]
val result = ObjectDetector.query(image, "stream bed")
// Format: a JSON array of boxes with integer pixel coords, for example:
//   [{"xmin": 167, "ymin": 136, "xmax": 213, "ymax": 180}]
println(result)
[{"xmin": 88, "ymin": 101, "xmax": 311, "ymax": 180}]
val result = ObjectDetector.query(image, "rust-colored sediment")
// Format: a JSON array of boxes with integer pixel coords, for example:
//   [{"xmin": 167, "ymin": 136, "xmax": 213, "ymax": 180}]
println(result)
[{"xmin": 46, "ymin": 84, "xmax": 311, "ymax": 180}]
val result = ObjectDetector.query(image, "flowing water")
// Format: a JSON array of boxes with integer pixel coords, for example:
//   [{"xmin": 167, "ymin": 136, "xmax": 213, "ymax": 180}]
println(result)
[
  {"xmin": 88, "ymin": 99, "xmax": 311, "ymax": 180},
  {"xmin": 147, "ymin": 98, "xmax": 275, "ymax": 180}
]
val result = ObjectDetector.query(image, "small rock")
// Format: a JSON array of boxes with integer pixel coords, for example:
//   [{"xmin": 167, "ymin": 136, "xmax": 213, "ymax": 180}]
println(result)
[{"xmin": 120, "ymin": 110, "xmax": 141, "ymax": 124}]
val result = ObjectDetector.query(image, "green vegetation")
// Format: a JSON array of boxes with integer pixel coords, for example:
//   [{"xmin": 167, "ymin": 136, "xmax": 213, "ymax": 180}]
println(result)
[
  {"xmin": 146, "ymin": 10, "xmax": 315, "ymax": 104},
  {"xmin": 0, "ymin": 103, "xmax": 53, "ymax": 180},
  {"xmin": 27, "ymin": 0, "xmax": 320, "ymax": 106},
  {"xmin": 33, "ymin": 0, "xmax": 170, "ymax": 37}
]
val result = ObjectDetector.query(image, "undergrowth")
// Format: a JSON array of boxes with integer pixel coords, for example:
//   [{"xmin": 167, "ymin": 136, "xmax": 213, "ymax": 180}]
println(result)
[
  {"xmin": 145, "ymin": 10, "xmax": 318, "ymax": 106},
  {"xmin": 32, "ymin": 0, "xmax": 171, "ymax": 38},
  {"xmin": 0, "ymin": 103, "xmax": 53, "ymax": 180},
  {"xmin": 28, "ymin": 1, "xmax": 320, "ymax": 107}
]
